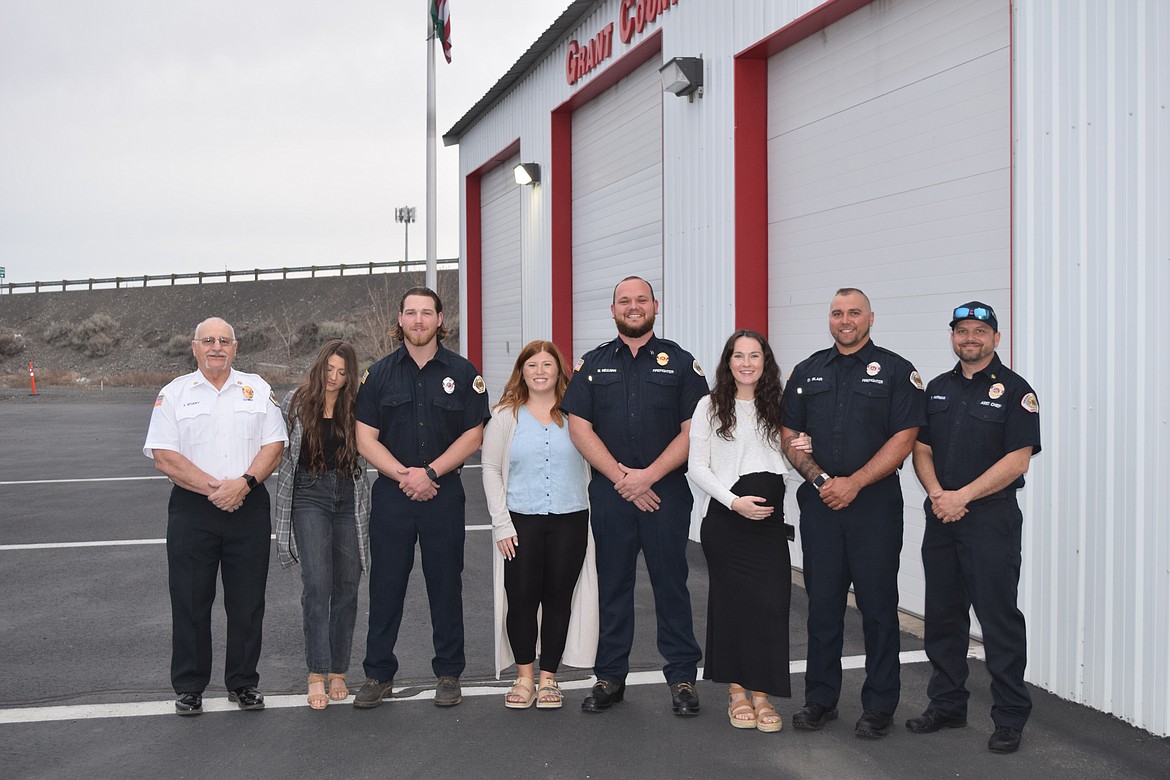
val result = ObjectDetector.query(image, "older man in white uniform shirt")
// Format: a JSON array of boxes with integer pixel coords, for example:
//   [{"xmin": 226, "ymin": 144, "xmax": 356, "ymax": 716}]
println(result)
[{"xmin": 144, "ymin": 317, "xmax": 287, "ymax": 715}]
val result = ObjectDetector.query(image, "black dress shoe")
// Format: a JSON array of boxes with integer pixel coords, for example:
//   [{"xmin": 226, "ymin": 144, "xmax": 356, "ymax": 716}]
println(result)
[
  {"xmin": 228, "ymin": 686, "xmax": 265, "ymax": 711},
  {"xmin": 581, "ymin": 680, "xmax": 625, "ymax": 713},
  {"xmin": 175, "ymin": 692, "xmax": 203, "ymax": 716},
  {"xmin": 906, "ymin": 709, "xmax": 968, "ymax": 733},
  {"xmin": 670, "ymin": 682, "xmax": 700, "ymax": 716},
  {"xmin": 988, "ymin": 726, "xmax": 1022, "ymax": 753},
  {"xmin": 855, "ymin": 709, "xmax": 894, "ymax": 738},
  {"xmin": 792, "ymin": 702, "xmax": 839, "ymax": 730}
]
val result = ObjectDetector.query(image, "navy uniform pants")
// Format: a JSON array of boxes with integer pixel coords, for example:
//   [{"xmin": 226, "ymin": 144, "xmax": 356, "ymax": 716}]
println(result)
[
  {"xmin": 363, "ymin": 473, "xmax": 466, "ymax": 681},
  {"xmin": 798, "ymin": 475, "xmax": 903, "ymax": 714},
  {"xmin": 166, "ymin": 485, "xmax": 271, "ymax": 694},
  {"xmin": 588, "ymin": 472, "xmax": 701, "ymax": 686},
  {"xmin": 921, "ymin": 494, "xmax": 1031, "ymax": 730}
]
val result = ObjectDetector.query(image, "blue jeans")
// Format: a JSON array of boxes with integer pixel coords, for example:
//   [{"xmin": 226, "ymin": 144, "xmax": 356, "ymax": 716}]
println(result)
[{"xmin": 292, "ymin": 469, "xmax": 362, "ymax": 674}]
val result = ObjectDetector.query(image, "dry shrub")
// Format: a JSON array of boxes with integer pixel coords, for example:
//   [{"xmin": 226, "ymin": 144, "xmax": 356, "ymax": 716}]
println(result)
[
  {"xmin": 44, "ymin": 321, "xmax": 72, "ymax": 345},
  {"xmin": 163, "ymin": 334, "xmax": 192, "ymax": 357},
  {"xmin": 66, "ymin": 313, "xmax": 121, "ymax": 357},
  {"xmin": 0, "ymin": 331, "xmax": 24, "ymax": 357},
  {"xmin": 235, "ymin": 327, "xmax": 269, "ymax": 353}
]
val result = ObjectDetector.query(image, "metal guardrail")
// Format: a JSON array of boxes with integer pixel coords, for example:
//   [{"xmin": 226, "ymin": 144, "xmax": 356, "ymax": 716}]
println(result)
[{"xmin": 2, "ymin": 259, "xmax": 459, "ymax": 294}]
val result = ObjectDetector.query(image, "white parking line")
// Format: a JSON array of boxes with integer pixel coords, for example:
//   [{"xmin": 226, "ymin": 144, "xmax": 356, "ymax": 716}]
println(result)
[
  {"xmin": 0, "ymin": 526, "xmax": 497, "ymax": 551},
  {"xmin": 0, "ymin": 649, "xmax": 985, "ymax": 725}
]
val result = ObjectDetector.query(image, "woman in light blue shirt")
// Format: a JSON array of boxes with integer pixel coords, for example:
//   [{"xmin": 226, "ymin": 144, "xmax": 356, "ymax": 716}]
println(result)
[{"xmin": 482, "ymin": 340, "xmax": 597, "ymax": 709}]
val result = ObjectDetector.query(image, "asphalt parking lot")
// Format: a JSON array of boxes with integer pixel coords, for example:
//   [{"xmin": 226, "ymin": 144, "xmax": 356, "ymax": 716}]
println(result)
[{"xmin": 1, "ymin": 388, "xmax": 1167, "ymax": 779}]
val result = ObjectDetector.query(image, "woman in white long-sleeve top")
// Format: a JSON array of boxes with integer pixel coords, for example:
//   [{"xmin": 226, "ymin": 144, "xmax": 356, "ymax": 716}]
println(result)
[
  {"xmin": 688, "ymin": 329, "xmax": 804, "ymax": 733},
  {"xmin": 481, "ymin": 340, "xmax": 597, "ymax": 709}
]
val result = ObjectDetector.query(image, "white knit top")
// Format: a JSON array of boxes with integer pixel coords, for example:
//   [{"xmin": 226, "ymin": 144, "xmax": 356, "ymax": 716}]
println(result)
[{"xmin": 687, "ymin": 395, "xmax": 789, "ymax": 516}]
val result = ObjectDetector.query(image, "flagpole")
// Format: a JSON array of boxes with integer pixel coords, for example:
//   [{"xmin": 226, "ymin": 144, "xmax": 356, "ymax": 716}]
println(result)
[{"xmin": 425, "ymin": 6, "xmax": 438, "ymax": 291}]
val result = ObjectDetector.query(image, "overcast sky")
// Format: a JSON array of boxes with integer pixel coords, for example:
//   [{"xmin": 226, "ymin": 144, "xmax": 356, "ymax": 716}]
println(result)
[{"xmin": 0, "ymin": 0, "xmax": 573, "ymax": 284}]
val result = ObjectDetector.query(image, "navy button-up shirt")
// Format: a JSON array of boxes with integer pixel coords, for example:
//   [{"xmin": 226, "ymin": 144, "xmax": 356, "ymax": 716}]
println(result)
[
  {"xmin": 561, "ymin": 335, "xmax": 709, "ymax": 473},
  {"xmin": 782, "ymin": 339, "xmax": 926, "ymax": 477},
  {"xmin": 918, "ymin": 353, "xmax": 1041, "ymax": 495},
  {"xmin": 355, "ymin": 343, "xmax": 490, "ymax": 468}
]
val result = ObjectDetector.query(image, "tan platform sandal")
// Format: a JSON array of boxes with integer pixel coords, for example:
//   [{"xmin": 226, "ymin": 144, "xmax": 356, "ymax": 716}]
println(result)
[
  {"xmin": 536, "ymin": 678, "xmax": 563, "ymax": 709},
  {"xmin": 505, "ymin": 677, "xmax": 536, "ymax": 709},
  {"xmin": 752, "ymin": 695, "xmax": 783, "ymax": 733},
  {"xmin": 307, "ymin": 673, "xmax": 329, "ymax": 710},
  {"xmin": 728, "ymin": 685, "xmax": 757, "ymax": 729}
]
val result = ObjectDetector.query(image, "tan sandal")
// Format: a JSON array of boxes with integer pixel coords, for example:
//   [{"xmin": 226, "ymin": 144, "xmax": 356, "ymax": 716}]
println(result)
[
  {"xmin": 307, "ymin": 673, "xmax": 329, "ymax": 710},
  {"xmin": 327, "ymin": 673, "xmax": 349, "ymax": 701},
  {"xmin": 536, "ymin": 679, "xmax": 563, "ymax": 709},
  {"xmin": 752, "ymin": 695, "xmax": 782, "ymax": 733},
  {"xmin": 505, "ymin": 677, "xmax": 535, "ymax": 709},
  {"xmin": 728, "ymin": 685, "xmax": 756, "ymax": 729}
]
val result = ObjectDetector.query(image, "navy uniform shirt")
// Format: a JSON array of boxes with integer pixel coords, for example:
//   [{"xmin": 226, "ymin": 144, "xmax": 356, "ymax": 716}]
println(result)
[
  {"xmin": 561, "ymin": 335, "xmax": 708, "ymax": 473},
  {"xmin": 355, "ymin": 343, "xmax": 490, "ymax": 469},
  {"xmin": 919, "ymin": 352, "xmax": 1041, "ymax": 495},
  {"xmin": 782, "ymin": 339, "xmax": 926, "ymax": 477}
]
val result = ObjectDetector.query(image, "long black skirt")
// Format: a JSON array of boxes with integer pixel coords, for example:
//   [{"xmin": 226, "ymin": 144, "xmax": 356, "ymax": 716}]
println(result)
[{"xmin": 700, "ymin": 471, "xmax": 792, "ymax": 697}]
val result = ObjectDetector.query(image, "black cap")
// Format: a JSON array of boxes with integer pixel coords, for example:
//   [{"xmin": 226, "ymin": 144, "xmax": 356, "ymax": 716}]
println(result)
[{"xmin": 949, "ymin": 301, "xmax": 998, "ymax": 332}]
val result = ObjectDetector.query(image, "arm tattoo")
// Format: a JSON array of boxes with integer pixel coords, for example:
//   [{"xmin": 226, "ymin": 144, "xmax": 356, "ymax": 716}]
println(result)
[{"xmin": 782, "ymin": 433, "xmax": 825, "ymax": 483}]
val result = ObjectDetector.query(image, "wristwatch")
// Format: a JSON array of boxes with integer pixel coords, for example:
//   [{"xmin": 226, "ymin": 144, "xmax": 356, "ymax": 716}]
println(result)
[
  {"xmin": 242, "ymin": 473, "xmax": 258, "ymax": 490},
  {"xmin": 812, "ymin": 473, "xmax": 830, "ymax": 491},
  {"xmin": 424, "ymin": 465, "xmax": 439, "ymax": 482}
]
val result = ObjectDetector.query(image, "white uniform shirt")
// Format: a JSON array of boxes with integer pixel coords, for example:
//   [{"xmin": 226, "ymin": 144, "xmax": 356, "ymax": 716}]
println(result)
[{"xmin": 144, "ymin": 368, "xmax": 288, "ymax": 479}]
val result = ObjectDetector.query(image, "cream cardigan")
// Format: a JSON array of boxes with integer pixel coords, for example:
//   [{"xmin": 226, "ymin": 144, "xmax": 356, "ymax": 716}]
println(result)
[{"xmin": 481, "ymin": 404, "xmax": 599, "ymax": 678}]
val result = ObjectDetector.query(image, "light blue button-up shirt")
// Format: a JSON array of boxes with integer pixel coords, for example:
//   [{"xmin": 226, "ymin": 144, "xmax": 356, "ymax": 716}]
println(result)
[{"xmin": 507, "ymin": 407, "xmax": 589, "ymax": 515}]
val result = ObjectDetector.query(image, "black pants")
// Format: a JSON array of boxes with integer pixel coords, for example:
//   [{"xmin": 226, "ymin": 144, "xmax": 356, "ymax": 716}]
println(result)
[
  {"xmin": 798, "ymin": 475, "xmax": 903, "ymax": 713},
  {"xmin": 921, "ymin": 495, "xmax": 1031, "ymax": 730},
  {"xmin": 589, "ymin": 472, "xmax": 701, "ymax": 686},
  {"xmin": 503, "ymin": 510, "xmax": 589, "ymax": 673},
  {"xmin": 166, "ymin": 485, "xmax": 271, "ymax": 693},
  {"xmin": 363, "ymin": 473, "xmax": 466, "ymax": 681}
]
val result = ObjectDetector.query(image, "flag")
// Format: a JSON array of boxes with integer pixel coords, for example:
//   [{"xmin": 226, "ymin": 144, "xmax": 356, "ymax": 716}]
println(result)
[{"xmin": 430, "ymin": 0, "xmax": 452, "ymax": 63}]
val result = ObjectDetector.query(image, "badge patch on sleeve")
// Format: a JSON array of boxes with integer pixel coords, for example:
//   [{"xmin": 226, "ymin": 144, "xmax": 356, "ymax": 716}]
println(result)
[
  {"xmin": 270, "ymin": 391, "xmax": 279, "ymax": 407},
  {"xmin": 692, "ymin": 360, "xmax": 704, "ymax": 377},
  {"xmin": 473, "ymin": 375, "xmax": 487, "ymax": 394},
  {"xmin": 360, "ymin": 369, "xmax": 369, "ymax": 385},
  {"xmin": 910, "ymin": 370, "xmax": 924, "ymax": 390},
  {"xmin": 1020, "ymin": 392, "xmax": 1039, "ymax": 413},
  {"xmin": 573, "ymin": 358, "xmax": 584, "ymax": 372},
  {"xmin": 154, "ymin": 392, "xmax": 165, "ymax": 407}
]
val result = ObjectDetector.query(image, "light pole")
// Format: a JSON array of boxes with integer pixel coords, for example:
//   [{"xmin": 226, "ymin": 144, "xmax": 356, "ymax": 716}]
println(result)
[{"xmin": 395, "ymin": 206, "xmax": 416, "ymax": 265}]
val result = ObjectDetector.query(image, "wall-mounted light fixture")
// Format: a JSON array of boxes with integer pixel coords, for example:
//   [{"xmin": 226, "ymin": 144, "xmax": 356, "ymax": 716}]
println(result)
[
  {"xmin": 514, "ymin": 162, "xmax": 541, "ymax": 186},
  {"xmin": 660, "ymin": 56, "xmax": 703, "ymax": 100}
]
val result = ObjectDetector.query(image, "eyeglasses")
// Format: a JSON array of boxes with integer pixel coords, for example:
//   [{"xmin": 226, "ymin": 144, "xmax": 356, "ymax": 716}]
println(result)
[
  {"xmin": 194, "ymin": 336, "xmax": 235, "ymax": 346},
  {"xmin": 952, "ymin": 306, "xmax": 992, "ymax": 322}
]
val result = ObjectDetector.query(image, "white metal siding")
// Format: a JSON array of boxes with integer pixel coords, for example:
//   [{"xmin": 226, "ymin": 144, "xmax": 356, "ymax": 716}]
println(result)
[
  {"xmin": 765, "ymin": 0, "xmax": 1011, "ymax": 614},
  {"xmin": 1014, "ymin": 0, "xmax": 1170, "ymax": 737},
  {"xmin": 571, "ymin": 56, "xmax": 664, "ymax": 360},
  {"xmin": 480, "ymin": 154, "xmax": 523, "ymax": 401}
]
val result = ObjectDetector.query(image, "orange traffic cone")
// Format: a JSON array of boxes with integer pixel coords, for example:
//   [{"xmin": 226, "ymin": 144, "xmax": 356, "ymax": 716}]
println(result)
[{"xmin": 29, "ymin": 361, "xmax": 37, "ymax": 396}]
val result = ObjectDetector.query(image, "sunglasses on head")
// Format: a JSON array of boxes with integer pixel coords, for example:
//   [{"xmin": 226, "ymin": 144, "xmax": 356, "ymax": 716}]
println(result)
[{"xmin": 952, "ymin": 306, "xmax": 992, "ymax": 322}]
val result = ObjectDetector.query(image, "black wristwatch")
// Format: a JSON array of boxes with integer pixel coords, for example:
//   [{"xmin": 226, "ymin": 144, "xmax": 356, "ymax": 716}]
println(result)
[
  {"xmin": 424, "ymin": 466, "xmax": 439, "ymax": 482},
  {"xmin": 242, "ymin": 473, "xmax": 258, "ymax": 490},
  {"xmin": 812, "ymin": 473, "xmax": 830, "ymax": 491}
]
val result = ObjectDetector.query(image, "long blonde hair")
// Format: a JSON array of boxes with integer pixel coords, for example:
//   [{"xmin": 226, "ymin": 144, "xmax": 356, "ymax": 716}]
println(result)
[{"xmin": 493, "ymin": 340, "xmax": 570, "ymax": 427}]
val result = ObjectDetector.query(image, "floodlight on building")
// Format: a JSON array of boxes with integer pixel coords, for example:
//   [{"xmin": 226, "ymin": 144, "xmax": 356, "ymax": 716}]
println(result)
[
  {"xmin": 660, "ymin": 56, "xmax": 704, "ymax": 100},
  {"xmin": 514, "ymin": 162, "xmax": 541, "ymax": 186}
]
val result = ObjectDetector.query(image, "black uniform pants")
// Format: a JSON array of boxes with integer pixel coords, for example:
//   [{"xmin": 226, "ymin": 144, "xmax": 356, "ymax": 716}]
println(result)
[
  {"xmin": 798, "ymin": 475, "xmax": 903, "ymax": 714},
  {"xmin": 166, "ymin": 485, "xmax": 271, "ymax": 694},
  {"xmin": 921, "ymin": 494, "xmax": 1031, "ymax": 730},
  {"xmin": 589, "ymin": 472, "xmax": 701, "ymax": 686},
  {"xmin": 363, "ymin": 473, "xmax": 466, "ymax": 681}
]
